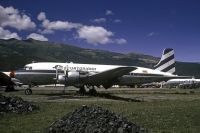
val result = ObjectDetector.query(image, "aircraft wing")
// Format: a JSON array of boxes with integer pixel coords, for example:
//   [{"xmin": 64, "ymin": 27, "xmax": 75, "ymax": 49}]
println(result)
[{"xmin": 83, "ymin": 66, "xmax": 137, "ymax": 85}]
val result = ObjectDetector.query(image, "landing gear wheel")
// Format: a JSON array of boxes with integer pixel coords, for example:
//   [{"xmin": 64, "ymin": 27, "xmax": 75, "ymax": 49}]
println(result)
[
  {"xmin": 62, "ymin": 86, "xmax": 66, "ymax": 94},
  {"xmin": 25, "ymin": 88, "xmax": 32, "ymax": 95},
  {"xmin": 78, "ymin": 86, "xmax": 86, "ymax": 95},
  {"xmin": 88, "ymin": 88, "xmax": 97, "ymax": 96}
]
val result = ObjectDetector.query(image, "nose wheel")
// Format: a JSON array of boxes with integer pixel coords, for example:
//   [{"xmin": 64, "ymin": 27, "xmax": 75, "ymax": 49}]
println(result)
[{"xmin": 25, "ymin": 88, "xmax": 32, "ymax": 95}]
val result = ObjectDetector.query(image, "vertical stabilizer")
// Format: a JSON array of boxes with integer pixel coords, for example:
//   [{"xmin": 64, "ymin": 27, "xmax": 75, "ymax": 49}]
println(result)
[{"xmin": 154, "ymin": 48, "xmax": 175, "ymax": 74}]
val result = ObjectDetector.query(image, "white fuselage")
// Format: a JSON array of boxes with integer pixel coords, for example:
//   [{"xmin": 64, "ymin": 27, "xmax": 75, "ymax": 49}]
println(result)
[
  {"xmin": 24, "ymin": 62, "xmax": 175, "ymax": 77},
  {"xmin": 165, "ymin": 78, "xmax": 200, "ymax": 85}
]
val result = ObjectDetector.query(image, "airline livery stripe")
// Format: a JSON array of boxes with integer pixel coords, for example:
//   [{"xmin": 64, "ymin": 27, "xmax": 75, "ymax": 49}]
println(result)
[
  {"xmin": 162, "ymin": 50, "xmax": 174, "ymax": 61},
  {"xmin": 161, "ymin": 63, "xmax": 175, "ymax": 73},
  {"xmin": 16, "ymin": 70, "xmax": 58, "ymax": 75},
  {"xmin": 164, "ymin": 49, "xmax": 173, "ymax": 54},
  {"xmin": 17, "ymin": 70, "xmax": 57, "ymax": 73},
  {"xmin": 155, "ymin": 55, "xmax": 174, "ymax": 68},
  {"xmin": 16, "ymin": 73, "xmax": 56, "ymax": 75},
  {"xmin": 155, "ymin": 51, "xmax": 174, "ymax": 68},
  {"xmin": 156, "ymin": 59, "xmax": 175, "ymax": 71},
  {"xmin": 167, "ymin": 67, "xmax": 176, "ymax": 74}
]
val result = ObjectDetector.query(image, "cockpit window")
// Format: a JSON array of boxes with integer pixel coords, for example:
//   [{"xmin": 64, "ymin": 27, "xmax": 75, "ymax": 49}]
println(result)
[{"xmin": 24, "ymin": 66, "xmax": 32, "ymax": 70}]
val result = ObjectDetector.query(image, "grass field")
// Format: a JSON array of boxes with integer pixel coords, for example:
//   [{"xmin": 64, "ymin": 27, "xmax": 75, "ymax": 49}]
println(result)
[{"xmin": 0, "ymin": 87, "xmax": 200, "ymax": 133}]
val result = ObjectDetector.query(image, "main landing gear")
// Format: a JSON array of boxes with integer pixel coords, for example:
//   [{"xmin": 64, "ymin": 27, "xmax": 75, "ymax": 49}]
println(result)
[
  {"xmin": 78, "ymin": 86, "xmax": 86, "ymax": 95},
  {"xmin": 77, "ymin": 86, "xmax": 97, "ymax": 95},
  {"xmin": 25, "ymin": 85, "xmax": 32, "ymax": 95},
  {"xmin": 88, "ymin": 86, "xmax": 97, "ymax": 95}
]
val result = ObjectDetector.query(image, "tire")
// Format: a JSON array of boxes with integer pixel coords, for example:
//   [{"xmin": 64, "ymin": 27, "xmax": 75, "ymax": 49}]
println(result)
[
  {"xmin": 25, "ymin": 88, "xmax": 32, "ymax": 95},
  {"xmin": 89, "ymin": 88, "xmax": 97, "ymax": 96},
  {"xmin": 78, "ymin": 86, "xmax": 86, "ymax": 95}
]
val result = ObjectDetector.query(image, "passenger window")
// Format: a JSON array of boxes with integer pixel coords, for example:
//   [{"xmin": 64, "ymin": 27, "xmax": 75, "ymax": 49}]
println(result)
[{"xmin": 25, "ymin": 66, "xmax": 32, "ymax": 70}]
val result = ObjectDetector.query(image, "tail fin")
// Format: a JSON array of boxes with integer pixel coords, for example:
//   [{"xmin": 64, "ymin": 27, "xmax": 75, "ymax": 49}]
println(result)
[{"xmin": 154, "ymin": 48, "xmax": 175, "ymax": 74}]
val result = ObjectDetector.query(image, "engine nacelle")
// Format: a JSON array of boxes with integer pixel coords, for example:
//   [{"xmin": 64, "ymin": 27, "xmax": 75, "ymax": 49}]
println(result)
[
  {"xmin": 58, "ymin": 71, "xmax": 87, "ymax": 85},
  {"xmin": 68, "ymin": 71, "xmax": 80, "ymax": 83}
]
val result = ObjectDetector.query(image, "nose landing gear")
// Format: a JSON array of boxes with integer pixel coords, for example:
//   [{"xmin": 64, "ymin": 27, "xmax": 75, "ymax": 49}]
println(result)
[
  {"xmin": 77, "ymin": 85, "xmax": 97, "ymax": 95},
  {"xmin": 25, "ymin": 88, "xmax": 32, "ymax": 95},
  {"xmin": 25, "ymin": 85, "xmax": 32, "ymax": 95}
]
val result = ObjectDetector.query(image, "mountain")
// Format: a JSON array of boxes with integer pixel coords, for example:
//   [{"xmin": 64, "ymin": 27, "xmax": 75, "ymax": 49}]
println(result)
[
  {"xmin": 0, "ymin": 38, "xmax": 158, "ymax": 69},
  {"xmin": 0, "ymin": 39, "xmax": 200, "ymax": 78}
]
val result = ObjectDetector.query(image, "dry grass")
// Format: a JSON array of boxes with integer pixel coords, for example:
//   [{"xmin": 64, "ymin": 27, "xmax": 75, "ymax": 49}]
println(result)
[{"xmin": 1, "ymin": 87, "xmax": 200, "ymax": 133}]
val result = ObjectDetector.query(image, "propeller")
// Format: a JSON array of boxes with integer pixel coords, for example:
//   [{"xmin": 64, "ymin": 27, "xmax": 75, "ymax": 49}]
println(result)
[
  {"xmin": 64, "ymin": 65, "xmax": 69, "ymax": 86},
  {"xmin": 53, "ymin": 65, "xmax": 63, "ymax": 87}
]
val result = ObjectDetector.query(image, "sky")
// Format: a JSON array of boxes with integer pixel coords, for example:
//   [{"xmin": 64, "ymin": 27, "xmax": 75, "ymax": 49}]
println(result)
[{"xmin": 0, "ymin": 0, "xmax": 200, "ymax": 62}]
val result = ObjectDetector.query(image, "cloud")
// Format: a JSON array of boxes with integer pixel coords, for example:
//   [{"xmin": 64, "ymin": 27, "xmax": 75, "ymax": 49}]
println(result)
[
  {"xmin": 38, "ymin": 29, "xmax": 54, "ymax": 34},
  {"xmin": 114, "ymin": 19, "xmax": 122, "ymax": 23},
  {"xmin": 37, "ymin": 12, "xmax": 46, "ymax": 21},
  {"xmin": 115, "ymin": 38, "xmax": 127, "ymax": 44},
  {"xmin": 106, "ymin": 10, "xmax": 114, "ymax": 15},
  {"xmin": 0, "ymin": 27, "xmax": 21, "ymax": 40},
  {"xmin": 36, "ymin": 12, "xmax": 126, "ymax": 45},
  {"xmin": 77, "ymin": 26, "xmax": 113, "ymax": 45},
  {"xmin": 37, "ymin": 12, "xmax": 82, "ymax": 32},
  {"xmin": 147, "ymin": 32, "xmax": 159, "ymax": 37},
  {"xmin": 92, "ymin": 18, "xmax": 106, "ymax": 23},
  {"xmin": 43, "ymin": 20, "xmax": 81, "ymax": 30},
  {"xmin": 0, "ymin": 5, "xmax": 36, "ymax": 30},
  {"xmin": 27, "ymin": 33, "xmax": 48, "ymax": 41}
]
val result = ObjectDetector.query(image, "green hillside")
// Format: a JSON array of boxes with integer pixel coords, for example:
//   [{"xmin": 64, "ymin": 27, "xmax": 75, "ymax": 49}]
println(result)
[{"xmin": 0, "ymin": 39, "xmax": 200, "ymax": 78}]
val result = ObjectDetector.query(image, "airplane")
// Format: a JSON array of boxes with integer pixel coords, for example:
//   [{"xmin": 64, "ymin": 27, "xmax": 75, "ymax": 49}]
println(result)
[
  {"xmin": 1, "ymin": 65, "xmax": 137, "ymax": 94},
  {"xmin": 117, "ymin": 48, "xmax": 190, "ymax": 87},
  {"xmin": 0, "ymin": 48, "xmax": 191, "ymax": 95},
  {"xmin": 164, "ymin": 78, "xmax": 200, "ymax": 89}
]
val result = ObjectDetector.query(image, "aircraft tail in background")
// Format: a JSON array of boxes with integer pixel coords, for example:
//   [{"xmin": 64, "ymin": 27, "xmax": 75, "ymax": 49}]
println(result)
[{"xmin": 154, "ymin": 48, "xmax": 175, "ymax": 74}]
